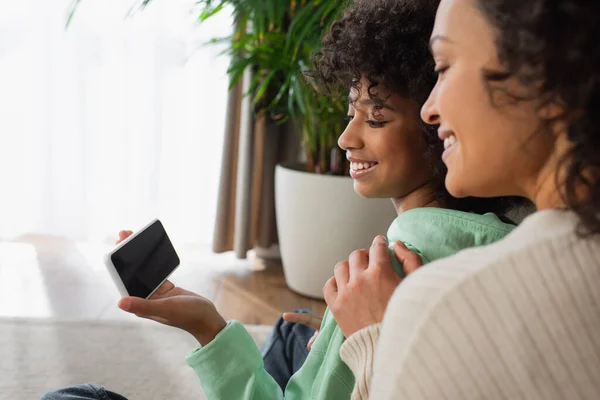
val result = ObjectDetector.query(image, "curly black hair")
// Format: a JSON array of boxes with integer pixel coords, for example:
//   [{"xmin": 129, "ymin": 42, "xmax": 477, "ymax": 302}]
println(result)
[
  {"xmin": 476, "ymin": 0, "xmax": 600, "ymax": 235},
  {"xmin": 314, "ymin": 0, "xmax": 526, "ymax": 216}
]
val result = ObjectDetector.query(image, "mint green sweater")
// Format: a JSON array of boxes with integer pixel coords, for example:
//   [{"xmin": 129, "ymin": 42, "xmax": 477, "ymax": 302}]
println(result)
[{"xmin": 186, "ymin": 208, "xmax": 515, "ymax": 399}]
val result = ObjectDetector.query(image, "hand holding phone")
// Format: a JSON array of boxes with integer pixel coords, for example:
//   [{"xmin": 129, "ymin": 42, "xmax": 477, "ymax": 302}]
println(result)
[
  {"xmin": 108, "ymin": 226, "xmax": 227, "ymax": 345},
  {"xmin": 104, "ymin": 219, "xmax": 180, "ymax": 299}
]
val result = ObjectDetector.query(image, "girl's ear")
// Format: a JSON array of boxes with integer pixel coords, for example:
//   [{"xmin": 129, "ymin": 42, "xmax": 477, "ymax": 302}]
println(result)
[{"xmin": 538, "ymin": 96, "xmax": 573, "ymax": 138}]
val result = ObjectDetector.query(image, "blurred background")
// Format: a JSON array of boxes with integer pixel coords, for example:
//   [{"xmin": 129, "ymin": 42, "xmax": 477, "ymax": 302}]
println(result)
[{"xmin": 0, "ymin": 0, "xmax": 231, "ymax": 246}]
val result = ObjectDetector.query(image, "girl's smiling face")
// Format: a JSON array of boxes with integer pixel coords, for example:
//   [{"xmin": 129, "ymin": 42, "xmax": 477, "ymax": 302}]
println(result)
[{"xmin": 339, "ymin": 77, "xmax": 434, "ymax": 199}]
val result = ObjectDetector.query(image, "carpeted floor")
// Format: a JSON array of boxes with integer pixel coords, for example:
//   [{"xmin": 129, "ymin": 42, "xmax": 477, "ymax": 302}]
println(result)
[{"xmin": 0, "ymin": 318, "xmax": 272, "ymax": 400}]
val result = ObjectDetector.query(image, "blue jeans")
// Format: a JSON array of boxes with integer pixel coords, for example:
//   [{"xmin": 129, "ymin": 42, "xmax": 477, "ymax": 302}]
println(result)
[
  {"xmin": 41, "ymin": 309, "xmax": 316, "ymax": 399},
  {"xmin": 261, "ymin": 308, "xmax": 317, "ymax": 390}
]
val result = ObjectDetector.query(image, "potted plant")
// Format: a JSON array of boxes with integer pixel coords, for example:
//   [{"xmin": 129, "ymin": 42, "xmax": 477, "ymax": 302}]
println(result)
[{"xmin": 69, "ymin": 0, "xmax": 396, "ymax": 298}]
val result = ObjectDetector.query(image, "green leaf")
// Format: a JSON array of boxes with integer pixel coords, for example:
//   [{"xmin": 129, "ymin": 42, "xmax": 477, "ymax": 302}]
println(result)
[
  {"xmin": 139, "ymin": 0, "xmax": 153, "ymax": 9},
  {"xmin": 65, "ymin": 0, "xmax": 84, "ymax": 28},
  {"xmin": 253, "ymin": 70, "xmax": 277, "ymax": 103},
  {"xmin": 266, "ymin": 1, "xmax": 276, "ymax": 30},
  {"xmin": 226, "ymin": 55, "xmax": 254, "ymax": 89},
  {"xmin": 199, "ymin": 1, "xmax": 225, "ymax": 22},
  {"xmin": 269, "ymin": 80, "xmax": 291, "ymax": 110},
  {"xmin": 291, "ymin": 75, "xmax": 308, "ymax": 115}
]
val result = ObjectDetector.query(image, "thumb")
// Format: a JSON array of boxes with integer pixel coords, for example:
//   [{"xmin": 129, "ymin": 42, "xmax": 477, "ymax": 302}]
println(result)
[
  {"xmin": 369, "ymin": 235, "xmax": 392, "ymax": 269},
  {"xmin": 307, "ymin": 330, "xmax": 319, "ymax": 351},
  {"xmin": 116, "ymin": 230, "xmax": 133, "ymax": 244},
  {"xmin": 393, "ymin": 241, "xmax": 423, "ymax": 275},
  {"xmin": 282, "ymin": 312, "xmax": 322, "ymax": 330},
  {"xmin": 119, "ymin": 297, "xmax": 169, "ymax": 318}
]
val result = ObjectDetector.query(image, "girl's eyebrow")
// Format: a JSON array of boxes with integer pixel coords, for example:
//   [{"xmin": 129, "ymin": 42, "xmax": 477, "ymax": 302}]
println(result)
[
  {"xmin": 348, "ymin": 96, "xmax": 395, "ymax": 111},
  {"xmin": 429, "ymin": 34, "xmax": 454, "ymax": 52}
]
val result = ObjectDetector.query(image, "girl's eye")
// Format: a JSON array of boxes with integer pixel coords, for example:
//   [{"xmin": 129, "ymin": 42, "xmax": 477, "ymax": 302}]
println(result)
[
  {"xmin": 346, "ymin": 115, "xmax": 354, "ymax": 122},
  {"xmin": 367, "ymin": 120, "xmax": 386, "ymax": 128},
  {"xmin": 435, "ymin": 65, "xmax": 449, "ymax": 76}
]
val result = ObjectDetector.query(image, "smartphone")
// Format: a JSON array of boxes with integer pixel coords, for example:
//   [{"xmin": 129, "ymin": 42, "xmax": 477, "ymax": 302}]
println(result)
[{"xmin": 104, "ymin": 219, "xmax": 180, "ymax": 299}]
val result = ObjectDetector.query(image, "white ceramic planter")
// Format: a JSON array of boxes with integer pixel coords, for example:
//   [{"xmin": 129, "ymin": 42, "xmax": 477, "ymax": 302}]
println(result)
[{"xmin": 275, "ymin": 163, "xmax": 397, "ymax": 298}]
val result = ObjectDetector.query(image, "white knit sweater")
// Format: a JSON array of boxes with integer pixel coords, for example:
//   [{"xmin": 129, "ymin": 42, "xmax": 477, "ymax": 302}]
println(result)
[{"xmin": 340, "ymin": 210, "xmax": 600, "ymax": 399}]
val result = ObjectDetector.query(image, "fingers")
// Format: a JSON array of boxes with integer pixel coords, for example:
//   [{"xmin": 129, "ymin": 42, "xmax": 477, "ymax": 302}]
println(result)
[
  {"xmin": 282, "ymin": 312, "xmax": 322, "ymax": 330},
  {"xmin": 116, "ymin": 230, "xmax": 134, "ymax": 245},
  {"xmin": 323, "ymin": 276, "xmax": 337, "ymax": 306},
  {"xmin": 333, "ymin": 261, "xmax": 349, "ymax": 291},
  {"xmin": 393, "ymin": 241, "xmax": 423, "ymax": 275},
  {"xmin": 369, "ymin": 235, "xmax": 391, "ymax": 268},
  {"xmin": 118, "ymin": 296, "xmax": 169, "ymax": 318},
  {"xmin": 153, "ymin": 280, "xmax": 175, "ymax": 296},
  {"xmin": 307, "ymin": 330, "xmax": 319, "ymax": 351},
  {"xmin": 349, "ymin": 249, "xmax": 369, "ymax": 277},
  {"xmin": 141, "ymin": 315, "xmax": 170, "ymax": 325}
]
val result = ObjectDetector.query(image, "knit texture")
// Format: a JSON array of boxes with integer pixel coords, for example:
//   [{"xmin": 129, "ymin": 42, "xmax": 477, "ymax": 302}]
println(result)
[
  {"xmin": 339, "ymin": 324, "xmax": 381, "ymax": 399},
  {"xmin": 344, "ymin": 210, "xmax": 600, "ymax": 399}
]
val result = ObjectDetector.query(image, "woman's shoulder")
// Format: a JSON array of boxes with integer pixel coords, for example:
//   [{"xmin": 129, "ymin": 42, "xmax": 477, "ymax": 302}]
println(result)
[
  {"xmin": 378, "ymin": 210, "xmax": 600, "ymax": 396},
  {"xmin": 401, "ymin": 210, "xmax": 588, "ymax": 286},
  {"xmin": 386, "ymin": 209, "xmax": 600, "ymax": 337}
]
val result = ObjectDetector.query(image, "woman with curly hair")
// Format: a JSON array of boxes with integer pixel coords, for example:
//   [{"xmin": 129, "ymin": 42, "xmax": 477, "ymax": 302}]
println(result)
[
  {"xmin": 326, "ymin": 0, "xmax": 600, "ymax": 398},
  {"xmin": 42, "ymin": 1, "xmax": 526, "ymax": 399}
]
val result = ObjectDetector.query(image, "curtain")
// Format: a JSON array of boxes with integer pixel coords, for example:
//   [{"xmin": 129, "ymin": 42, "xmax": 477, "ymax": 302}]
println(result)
[
  {"xmin": 0, "ymin": 0, "xmax": 232, "ymax": 246},
  {"xmin": 212, "ymin": 69, "xmax": 301, "ymax": 258}
]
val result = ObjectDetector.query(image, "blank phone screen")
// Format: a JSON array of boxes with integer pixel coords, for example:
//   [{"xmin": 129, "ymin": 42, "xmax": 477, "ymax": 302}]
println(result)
[{"xmin": 110, "ymin": 220, "xmax": 180, "ymax": 298}]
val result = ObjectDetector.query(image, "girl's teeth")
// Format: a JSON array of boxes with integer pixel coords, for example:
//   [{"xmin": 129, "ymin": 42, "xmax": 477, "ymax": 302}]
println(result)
[
  {"xmin": 444, "ymin": 135, "xmax": 457, "ymax": 150},
  {"xmin": 351, "ymin": 162, "xmax": 376, "ymax": 171}
]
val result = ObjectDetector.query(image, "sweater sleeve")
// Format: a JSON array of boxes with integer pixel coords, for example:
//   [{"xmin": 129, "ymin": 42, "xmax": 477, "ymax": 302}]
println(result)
[
  {"xmin": 339, "ymin": 323, "xmax": 381, "ymax": 400},
  {"xmin": 186, "ymin": 321, "xmax": 284, "ymax": 400}
]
